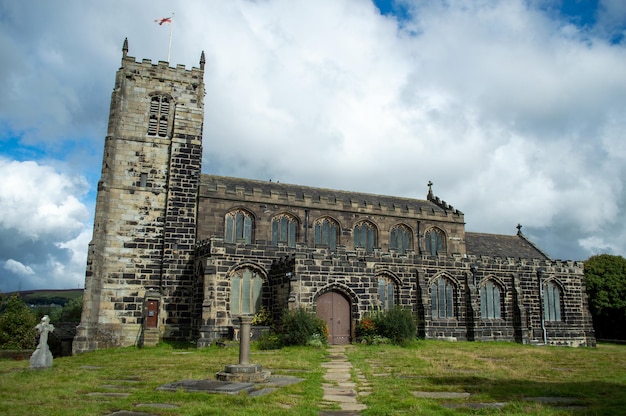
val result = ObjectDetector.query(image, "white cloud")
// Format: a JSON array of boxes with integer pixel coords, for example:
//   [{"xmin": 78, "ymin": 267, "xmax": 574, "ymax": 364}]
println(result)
[
  {"xmin": 3, "ymin": 259, "xmax": 34, "ymax": 276},
  {"xmin": 0, "ymin": 158, "xmax": 90, "ymax": 291}
]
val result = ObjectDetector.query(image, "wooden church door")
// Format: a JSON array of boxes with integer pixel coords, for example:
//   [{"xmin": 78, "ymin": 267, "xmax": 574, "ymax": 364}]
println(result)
[{"xmin": 316, "ymin": 291, "xmax": 351, "ymax": 345}]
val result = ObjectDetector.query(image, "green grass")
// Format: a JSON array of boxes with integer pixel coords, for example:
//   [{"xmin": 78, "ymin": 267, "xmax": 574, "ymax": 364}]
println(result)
[
  {"xmin": 348, "ymin": 341, "xmax": 626, "ymax": 415},
  {"xmin": 0, "ymin": 341, "xmax": 624, "ymax": 415}
]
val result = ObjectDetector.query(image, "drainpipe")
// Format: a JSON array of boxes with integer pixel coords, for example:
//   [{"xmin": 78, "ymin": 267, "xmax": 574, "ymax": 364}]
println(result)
[
  {"xmin": 538, "ymin": 268, "xmax": 547, "ymax": 344},
  {"xmin": 304, "ymin": 209, "xmax": 309, "ymax": 245}
]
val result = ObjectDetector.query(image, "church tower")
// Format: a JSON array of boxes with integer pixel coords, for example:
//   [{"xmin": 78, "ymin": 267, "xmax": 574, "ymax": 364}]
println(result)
[{"xmin": 73, "ymin": 40, "xmax": 205, "ymax": 353}]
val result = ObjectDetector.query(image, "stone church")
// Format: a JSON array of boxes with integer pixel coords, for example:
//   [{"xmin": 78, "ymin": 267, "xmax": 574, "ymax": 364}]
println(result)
[{"xmin": 73, "ymin": 40, "xmax": 595, "ymax": 354}]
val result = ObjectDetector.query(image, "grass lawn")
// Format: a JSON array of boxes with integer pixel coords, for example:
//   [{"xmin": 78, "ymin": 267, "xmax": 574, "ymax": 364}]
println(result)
[{"xmin": 0, "ymin": 341, "xmax": 624, "ymax": 415}]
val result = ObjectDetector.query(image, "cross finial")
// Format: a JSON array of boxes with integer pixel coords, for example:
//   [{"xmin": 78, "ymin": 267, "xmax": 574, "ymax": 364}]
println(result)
[
  {"xmin": 516, "ymin": 223, "xmax": 522, "ymax": 235},
  {"xmin": 427, "ymin": 180, "xmax": 434, "ymax": 200}
]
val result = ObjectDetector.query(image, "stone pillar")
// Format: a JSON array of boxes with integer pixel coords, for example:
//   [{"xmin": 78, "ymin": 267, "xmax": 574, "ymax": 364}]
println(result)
[
  {"xmin": 215, "ymin": 315, "xmax": 270, "ymax": 383},
  {"xmin": 238, "ymin": 315, "xmax": 252, "ymax": 365}
]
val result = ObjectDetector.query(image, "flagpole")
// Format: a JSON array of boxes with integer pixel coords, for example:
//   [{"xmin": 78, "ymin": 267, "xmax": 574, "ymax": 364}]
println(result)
[{"xmin": 167, "ymin": 13, "xmax": 175, "ymax": 62}]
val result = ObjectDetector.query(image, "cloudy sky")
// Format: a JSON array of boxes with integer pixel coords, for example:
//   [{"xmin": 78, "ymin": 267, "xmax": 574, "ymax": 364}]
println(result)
[{"xmin": 1, "ymin": 0, "xmax": 625, "ymax": 292}]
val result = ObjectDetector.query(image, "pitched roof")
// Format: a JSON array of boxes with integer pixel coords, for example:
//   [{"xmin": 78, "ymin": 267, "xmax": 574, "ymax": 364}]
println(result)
[
  {"xmin": 465, "ymin": 232, "xmax": 550, "ymax": 260},
  {"xmin": 200, "ymin": 174, "xmax": 461, "ymax": 215}
]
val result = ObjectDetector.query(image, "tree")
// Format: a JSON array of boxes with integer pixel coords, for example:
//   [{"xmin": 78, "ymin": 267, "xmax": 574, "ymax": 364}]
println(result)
[
  {"xmin": 0, "ymin": 293, "xmax": 38, "ymax": 350},
  {"xmin": 50, "ymin": 296, "xmax": 83, "ymax": 323},
  {"xmin": 584, "ymin": 254, "xmax": 626, "ymax": 340}
]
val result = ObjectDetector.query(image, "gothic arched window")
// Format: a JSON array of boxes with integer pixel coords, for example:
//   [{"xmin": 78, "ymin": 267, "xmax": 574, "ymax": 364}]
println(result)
[
  {"xmin": 425, "ymin": 227, "xmax": 446, "ymax": 256},
  {"xmin": 230, "ymin": 268, "xmax": 262, "ymax": 316},
  {"xmin": 224, "ymin": 209, "xmax": 253, "ymax": 244},
  {"xmin": 480, "ymin": 280, "xmax": 502, "ymax": 319},
  {"xmin": 543, "ymin": 281, "xmax": 562, "ymax": 321},
  {"xmin": 390, "ymin": 224, "xmax": 413, "ymax": 254},
  {"xmin": 377, "ymin": 275, "xmax": 397, "ymax": 311},
  {"xmin": 430, "ymin": 276, "xmax": 454, "ymax": 318},
  {"xmin": 354, "ymin": 221, "xmax": 377, "ymax": 253},
  {"xmin": 271, "ymin": 213, "xmax": 298, "ymax": 247},
  {"xmin": 147, "ymin": 95, "xmax": 171, "ymax": 137},
  {"xmin": 314, "ymin": 217, "xmax": 339, "ymax": 250}
]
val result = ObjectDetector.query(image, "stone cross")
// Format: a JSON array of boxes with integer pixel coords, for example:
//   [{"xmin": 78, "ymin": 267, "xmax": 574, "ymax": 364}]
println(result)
[{"xmin": 30, "ymin": 315, "xmax": 54, "ymax": 369}]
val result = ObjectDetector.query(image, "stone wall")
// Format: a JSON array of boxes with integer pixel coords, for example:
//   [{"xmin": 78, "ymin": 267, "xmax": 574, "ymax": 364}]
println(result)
[
  {"xmin": 194, "ymin": 239, "xmax": 595, "ymax": 347},
  {"xmin": 73, "ymin": 46, "xmax": 205, "ymax": 353}
]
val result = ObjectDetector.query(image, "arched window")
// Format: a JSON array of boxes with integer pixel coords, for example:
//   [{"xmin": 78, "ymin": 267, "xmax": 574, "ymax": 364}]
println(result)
[
  {"xmin": 543, "ymin": 281, "xmax": 561, "ymax": 321},
  {"xmin": 271, "ymin": 213, "xmax": 298, "ymax": 247},
  {"xmin": 314, "ymin": 217, "xmax": 339, "ymax": 250},
  {"xmin": 377, "ymin": 275, "xmax": 396, "ymax": 311},
  {"xmin": 354, "ymin": 221, "xmax": 377, "ymax": 253},
  {"xmin": 230, "ymin": 268, "xmax": 263, "ymax": 315},
  {"xmin": 430, "ymin": 277, "xmax": 454, "ymax": 318},
  {"xmin": 390, "ymin": 224, "xmax": 413, "ymax": 254},
  {"xmin": 425, "ymin": 227, "xmax": 446, "ymax": 256},
  {"xmin": 480, "ymin": 280, "xmax": 502, "ymax": 319},
  {"xmin": 147, "ymin": 95, "xmax": 171, "ymax": 137},
  {"xmin": 224, "ymin": 210, "xmax": 253, "ymax": 244}
]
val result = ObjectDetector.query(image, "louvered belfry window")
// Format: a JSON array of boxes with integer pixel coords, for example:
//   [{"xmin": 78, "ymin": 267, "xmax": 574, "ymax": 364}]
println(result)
[{"xmin": 148, "ymin": 95, "xmax": 170, "ymax": 137}]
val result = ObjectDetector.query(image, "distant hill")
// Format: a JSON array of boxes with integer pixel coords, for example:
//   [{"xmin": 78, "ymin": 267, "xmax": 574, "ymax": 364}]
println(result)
[{"xmin": 5, "ymin": 289, "xmax": 83, "ymax": 307}]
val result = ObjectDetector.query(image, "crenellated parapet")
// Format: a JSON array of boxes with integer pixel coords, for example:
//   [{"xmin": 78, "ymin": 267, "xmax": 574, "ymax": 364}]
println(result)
[{"xmin": 199, "ymin": 174, "xmax": 465, "ymax": 222}]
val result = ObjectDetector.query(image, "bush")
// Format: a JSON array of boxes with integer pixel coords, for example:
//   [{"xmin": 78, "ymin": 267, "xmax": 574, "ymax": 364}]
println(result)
[
  {"xmin": 0, "ymin": 294, "xmax": 38, "ymax": 350},
  {"xmin": 280, "ymin": 308, "xmax": 328, "ymax": 347},
  {"xmin": 256, "ymin": 332, "xmax": 282, "ymax": 350},
  {"xmin": 359, "ymin": 307, "xmax": 416, "ymax": 345}
]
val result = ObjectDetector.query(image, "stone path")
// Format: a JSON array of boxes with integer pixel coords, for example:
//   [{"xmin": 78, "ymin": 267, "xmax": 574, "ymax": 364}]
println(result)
[{"xmin": 320, "ymin": 345, "xmax": 368, "ymax": 415}]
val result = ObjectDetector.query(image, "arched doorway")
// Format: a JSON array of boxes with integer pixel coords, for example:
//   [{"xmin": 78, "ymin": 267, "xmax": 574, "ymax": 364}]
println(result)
[{"xmin": 316, "ymin": 291, "xmax": 351, "ymax": 345}]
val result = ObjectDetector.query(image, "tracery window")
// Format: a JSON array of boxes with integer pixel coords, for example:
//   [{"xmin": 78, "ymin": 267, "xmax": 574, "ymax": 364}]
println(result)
[
  {"xmin": 230, "ymin": 268, "xmax": 262, "ymax": 315},
  {"xmin": 271, "ymin": 213, "xmax": 297, "ymax": 247},
  {"xmin": 377, "ymin": 275, "xmax": 396, "ymax": 311},
  {"xmin": 390, "ymin": 224, "xmax": 413, "ymax": 254},
  {"xmin": 314, "ymin": 217, "xmax": 339, "ymax": 250},
  {"xmin": 480, "ymin": 280, "xmax": 502, "ymax": 319},
  {"xmin": 147, "ymin": 95, "xmax": 171, "ymax": 137},
  {"xmin": 425, "ymin": 227, "xmax": 446, "ymax": 256},
  {"xmin": 354, "ymin": 221, "xmax": 377, "ymax": 253},
  {"xmin": 543, "ymin": 281, "xmax": 562, "ymax": 321},
  {"xmin": 224, "ymin": 209, "xmax": 253, "ymax": 244},
  {"xmin": 430, "ymin": 276, "xmax": 454, "ymax": 318}
]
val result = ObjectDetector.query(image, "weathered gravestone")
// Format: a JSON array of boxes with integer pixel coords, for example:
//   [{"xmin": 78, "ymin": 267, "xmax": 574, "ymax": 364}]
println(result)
[{"xmin": 30, "ymin": 315, "xmax": 54, "ymax": 369}]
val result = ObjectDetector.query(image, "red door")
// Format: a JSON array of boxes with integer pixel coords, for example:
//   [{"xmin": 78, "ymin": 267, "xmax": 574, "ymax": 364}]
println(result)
[
  {"xmin": 316, "ymin": 291, "xmax": 351, "ymax": 345},
  {"xmin": 146, "ymin": 300, "xmax": 159, "ymax": 328}
]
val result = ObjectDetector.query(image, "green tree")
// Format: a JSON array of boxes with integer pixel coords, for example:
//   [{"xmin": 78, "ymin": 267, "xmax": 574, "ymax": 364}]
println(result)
[
  {"xmin": 584, "ymin": 254, "xmax": 626, "ymax": 340},
  {"xmin": 50, "ymin": 296, "xmax": 83, "ymax": 323},
  {"xmin": 0, "ymin": 293, "xmax": 38, "ymax": 350}
]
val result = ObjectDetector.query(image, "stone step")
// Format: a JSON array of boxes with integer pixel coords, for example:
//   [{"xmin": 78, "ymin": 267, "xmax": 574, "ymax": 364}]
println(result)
[{"xmin": 142, "ymin": 330, "xmax": 160, "ymax": 347}]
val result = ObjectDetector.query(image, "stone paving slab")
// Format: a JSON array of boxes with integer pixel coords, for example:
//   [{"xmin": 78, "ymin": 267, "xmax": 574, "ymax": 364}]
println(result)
[
  {"xmin": 412, "ymin": 391, "xmax": 471, "ymax": 399},
  {"xmin": 442, "ymin": 402, "xmax": 508, "ymax": 410},
  {"xmin": 157, "ymin": 379, "xmax": 255, "ymax": 394},
  {"xmin": 340, "ymin": 403, "xmax": 367, "ymax": 412},
  {"xmin": 87, "ymin": 392, "xmax": 131, "ymax": 398}
]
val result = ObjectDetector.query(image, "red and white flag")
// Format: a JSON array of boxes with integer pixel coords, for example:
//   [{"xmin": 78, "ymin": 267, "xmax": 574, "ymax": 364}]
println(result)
[{"xmin": 154, "ymin": 16, "xmax": 172, "ymax": 25}]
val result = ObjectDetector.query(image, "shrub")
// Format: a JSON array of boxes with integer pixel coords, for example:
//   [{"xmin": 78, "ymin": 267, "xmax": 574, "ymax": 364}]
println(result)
[
  {"xmin": 0, "ymin": 294, "xmax": 38, "ymax": 350},
  {"xmin": 373, "ymin": 306, "xmax": 416, "ymax": 344},
  {"xmin": 280, "ymin": 308, "xmax": 328, "ymax": 347},
  {"xmin": 359, "ymin": 307, "xmax": 416, "ymax": 345},
  {"xmin": 251, "ymin": 306, "xmax": 273, "ymax": 326}
]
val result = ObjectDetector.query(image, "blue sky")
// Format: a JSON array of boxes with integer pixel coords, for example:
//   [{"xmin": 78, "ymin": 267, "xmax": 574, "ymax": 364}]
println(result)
[{"xmin": 1, "ymin": 0, "xmax": 625, "ymax": 291}]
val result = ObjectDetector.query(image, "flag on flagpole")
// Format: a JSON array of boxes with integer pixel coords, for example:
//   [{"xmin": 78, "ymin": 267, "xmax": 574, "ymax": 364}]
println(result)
[
  {"xmin": 154, "ymin": 16, "xmax": 172, "ymax": 25},
  {"xmin": 154, "ymin": 13, "xmax": 175, "ymax": 62}
]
